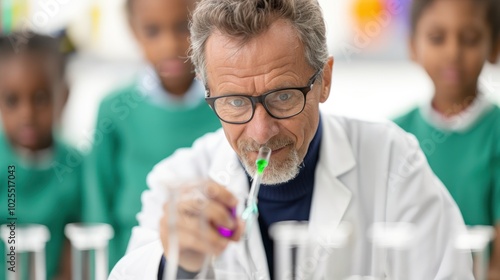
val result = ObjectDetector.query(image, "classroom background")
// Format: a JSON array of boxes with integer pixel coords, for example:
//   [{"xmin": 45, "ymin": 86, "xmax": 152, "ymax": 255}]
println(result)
[{"xmin": 1, "ymin": 0, "xmax": 498, "ymax": 148}]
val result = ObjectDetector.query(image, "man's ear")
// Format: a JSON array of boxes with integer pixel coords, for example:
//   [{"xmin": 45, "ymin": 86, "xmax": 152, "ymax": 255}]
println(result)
[
  {"xmin": 488, "ymin": 37, "xmax": 500, "ymax": 63},
  {"xmin": 319, "ymin": 56, "xmax": 334, "ymax": 103}
]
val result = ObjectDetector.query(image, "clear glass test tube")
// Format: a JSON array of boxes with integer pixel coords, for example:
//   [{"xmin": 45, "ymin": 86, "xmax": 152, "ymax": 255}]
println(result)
[
  {"xmin": 162, "ymin": 180, "xmax": 213, "ymax": 280},
  {"xmin": 344, "ymin": 276, "xmax": 380, "ymax": 280},
  {"xmin": 454, "ymin": 225, "xmax": 494, "ymax": 280},
  {"xmin": 64, "ymin": 223, "xmax": 114, "ymax": 280},
  {"xmin": 163, "ymin": 179, "xmax": 261, "ymax": 280},
  {"xmin": 368, "ymin": 222, "xmax": 416, "ymax": 279},
  {"xmin": 269, "ymin": 222, "xmax": 353, "ymax": 280},
  {"xmin": 311, "ymin": 222, "xmax": 353, "ymax": 280},
  {"xmin": 212, "ymin": 247, "xmax": 251, "ymax": 280},
  {"xmin": 269, "ymin": 221, "xmax": 314, "ymax": 280},
  {"xmin": 164, "ymin": 180, "xmax": 255, "ymax": 280},
  {"xmin": 1, "ymin": 223, "xmax": 50, "ymax": 280}
]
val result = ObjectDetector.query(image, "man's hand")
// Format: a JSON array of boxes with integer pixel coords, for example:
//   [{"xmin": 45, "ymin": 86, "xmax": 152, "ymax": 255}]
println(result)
[{"xmin": 159, "ymin": 180, "xmax": 244, "ymax": 273}]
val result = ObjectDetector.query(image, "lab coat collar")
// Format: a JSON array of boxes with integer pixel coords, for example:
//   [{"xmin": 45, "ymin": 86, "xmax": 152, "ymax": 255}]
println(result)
[
  {"xmin": 207, "ymin": 113, "xmax": 355, "ymax": 279},
  {"xmin": 309, "ymin": 114, "xmax": 354, "ymax": 233},
  {"xmin": 317, "ymin": 114, "xmax": 356, "ymax": 177}
]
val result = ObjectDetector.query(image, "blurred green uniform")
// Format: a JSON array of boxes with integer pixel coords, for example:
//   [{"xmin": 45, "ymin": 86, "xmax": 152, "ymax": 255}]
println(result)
[
  {"xmin": 0, "ymin": 133, "xmax": 82, "ymax": 280},
  {"xmin": 394, "ymin": 103, "xmax": 500, "ymax": 226}
]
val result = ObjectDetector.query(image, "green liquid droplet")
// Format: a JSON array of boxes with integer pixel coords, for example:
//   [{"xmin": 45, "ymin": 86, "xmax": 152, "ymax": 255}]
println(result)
[{"xmin": 256, "ymin": 159, "xmax": 268, "ymax": 174}]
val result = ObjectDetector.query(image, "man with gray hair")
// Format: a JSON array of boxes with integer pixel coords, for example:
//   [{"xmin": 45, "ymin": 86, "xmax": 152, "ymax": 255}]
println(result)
[{"xmin": 110, "ymin": 0, "xmax": 473, "ymax": 279}]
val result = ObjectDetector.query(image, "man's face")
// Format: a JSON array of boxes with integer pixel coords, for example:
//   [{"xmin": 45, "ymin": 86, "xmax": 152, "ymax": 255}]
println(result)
[{"xmin": 204, "ymin": 20, "xmax": 333, "ymax": 184}]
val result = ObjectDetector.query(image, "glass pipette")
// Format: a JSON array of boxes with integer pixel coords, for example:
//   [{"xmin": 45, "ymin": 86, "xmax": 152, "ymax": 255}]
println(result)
[
  {"xmin": 242, "ymin": 146, "xmax": 271, "ymax": 235},
  {"xmin": 217, "ymin": 146, "xmax": 272, "ymax": 238},
  {"xmin": 213, "ymin": 146, "xmax": 271, "ymax": 279},
  {"xmin": 241, "ymin": 146, "xmax": 271, "ymax": 279}
]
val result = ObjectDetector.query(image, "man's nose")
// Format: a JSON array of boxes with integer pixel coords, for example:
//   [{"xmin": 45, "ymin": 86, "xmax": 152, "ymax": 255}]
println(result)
[{"xmin": 245, "ymin": 104, "xmax": 279, "ymax": 145}]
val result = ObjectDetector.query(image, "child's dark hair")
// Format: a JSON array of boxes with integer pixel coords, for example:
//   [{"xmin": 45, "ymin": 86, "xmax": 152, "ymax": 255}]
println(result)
[
  {"xmin": 0, "ymin": 32, "xmax": 67, "ymax": 80},
  {"xmin": 411, "ymin": 0, "xmax": 500, "ymax": 43}
]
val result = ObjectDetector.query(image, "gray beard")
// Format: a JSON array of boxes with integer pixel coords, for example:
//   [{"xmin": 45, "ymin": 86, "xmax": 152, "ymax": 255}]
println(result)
[{"xmin": 240, "ymin": 146, "xmax": 301, "ymax": 185}]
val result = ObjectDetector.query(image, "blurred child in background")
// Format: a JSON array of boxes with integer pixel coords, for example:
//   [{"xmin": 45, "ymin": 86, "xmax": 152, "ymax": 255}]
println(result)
[
  {"xmin": 83, "ymin": 0, "xmax": 221, "ymax": 269},
  {"xmin": 0, "ymin": 32, "xmax": 81, "ymax": 280},
  {"xmin": 394, "ymin": 0, "xmax": 500, "ymax": 276}
]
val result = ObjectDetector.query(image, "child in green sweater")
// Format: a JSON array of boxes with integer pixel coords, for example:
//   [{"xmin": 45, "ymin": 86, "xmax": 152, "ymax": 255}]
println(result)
[
  {"xmin": 0, "ymin": 33, "xmax": 81, "ymax": 280},
  {"xmin": 394, "ymin": 0, "xmax": 500, "ymax": 276},
  {"xmin": 83, "ymin": 0, "xmax": 221, "ymax": 270}
]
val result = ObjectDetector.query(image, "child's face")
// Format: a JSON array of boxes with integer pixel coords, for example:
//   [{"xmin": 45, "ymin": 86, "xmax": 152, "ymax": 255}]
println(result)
[
  {"xmin": 0, "ymin": 55, "xmax": 56, "ymax": 151},
  {"xmin": 129, "ymin": 0, "xmax": 195, "ymax": 82},
  {"xmin": 410, "ymin": 0, "xmax": 498, "ymax": 97}
]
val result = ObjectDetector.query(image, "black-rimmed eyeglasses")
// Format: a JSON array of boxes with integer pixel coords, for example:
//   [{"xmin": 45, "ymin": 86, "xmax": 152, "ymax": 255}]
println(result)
[{"xmin": 205, "ymin": 70, "xmax": 321, "ymax": 124}]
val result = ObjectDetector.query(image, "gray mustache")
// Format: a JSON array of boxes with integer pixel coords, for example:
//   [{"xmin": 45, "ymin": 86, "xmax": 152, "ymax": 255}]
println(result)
[{"xmin": 238, "ymin": 137, "xmax": 294, "ymax": 153}]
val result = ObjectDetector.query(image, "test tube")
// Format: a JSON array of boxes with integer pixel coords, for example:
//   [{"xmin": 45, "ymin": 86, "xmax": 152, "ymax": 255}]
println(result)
[
  {"xmin": 269, "ymin": 221, "xmax": 315, "ymax": 280},
  {"xmin": 269, "ymin": 222, "xmax": 352, "ymax": 280},
  {"xmin": 162, "ymin": 180, "xmax": 212, "ymax": 280},
  {"xmin": 0, "ymin": 223, "xmax": 50, "ymax": 280},
  {"xmin": 236, "ymin": 147, "xmax": 272, "ymax": 280},
  {"xmin": 344, "ymin": 276, "xmax": 379, "ymax": 280},
  {"xmin": 454, "ymin": 226, "xmax": 494, "ymax": 280},
  {"xmin": 368, "ymin": 222, "xmax": 415, "ymax": 279},
  {"xmin": 311, "ymin": 222, "xmax": 353, "ymax": 280},
  {"xmin": 212, "ymin": 246, "xmax": 252, "ymax": 280},
  {"xmin": 64, "ymin": 223, "xmax": 114, "ymax": 280}
]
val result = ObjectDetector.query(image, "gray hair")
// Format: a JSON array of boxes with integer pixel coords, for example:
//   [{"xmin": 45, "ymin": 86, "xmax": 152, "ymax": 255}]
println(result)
[{"xmin": 189, "ymin": 0, "xmax": 328, "ymax": 84}]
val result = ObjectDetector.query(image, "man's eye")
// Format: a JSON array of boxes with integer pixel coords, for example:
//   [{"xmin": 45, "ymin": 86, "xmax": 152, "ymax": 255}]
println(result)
[
  {"xmin": 228, "ymin": 98, "xmax": 247, "ymax": 107},
  {"xmin": 269, "ymin": 91, "xmax": 298, "ymax": 104},
  {"xmin": 278, "ymin": 93, "xmax": 292, "ymax": 101}
]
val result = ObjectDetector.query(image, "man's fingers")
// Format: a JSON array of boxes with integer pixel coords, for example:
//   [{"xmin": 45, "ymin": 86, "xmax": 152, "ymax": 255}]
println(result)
[
  {"xmin": 229, "ymin": 219, "xmax": 245, "ymax": 242},
  {"xmin": 176, "ymin": 180, "xmax": 238, "ymax": 210},
  {"xmin": 177, "ymin": 196, "xmax": 236, "ymax": 230},
  {"xmin": 204, "ymin": 200, "xmax": 236, "ymax": 229},
  {"xmin": 175, "ymin": 206, "xmax": 232, "ymax": 254},
  {"xmin": 203, "ymin": 181, "xmax": 238, "ymax": 209},
  {"xmin": 177, "ymin": 214, "xmax": 230, "ymax": 255},
  {"xmin": 159, "ymin": 179, "xmax": 241, "ymax": 263}
]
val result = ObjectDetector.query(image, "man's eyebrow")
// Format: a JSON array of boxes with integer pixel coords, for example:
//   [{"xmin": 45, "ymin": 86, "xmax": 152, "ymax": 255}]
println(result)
[{"xmin": 215, "ymin": 84, "xmax": 299, "ymax": 97}]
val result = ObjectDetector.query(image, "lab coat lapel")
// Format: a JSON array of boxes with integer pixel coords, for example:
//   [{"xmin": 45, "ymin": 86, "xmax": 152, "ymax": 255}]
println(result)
[
  {"xmin": 309, "ymin": 115, "xmax": 355, "ymax": 232},
  {"xmin": 208, "ymin": 143, "xmax": 271, "ymax": 280}
]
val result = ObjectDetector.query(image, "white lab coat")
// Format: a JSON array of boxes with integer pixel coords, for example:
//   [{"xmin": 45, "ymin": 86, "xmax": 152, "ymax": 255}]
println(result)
[{"xmin": 109, "ymin": 113, "xmax": 473, "ymax": 280}]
